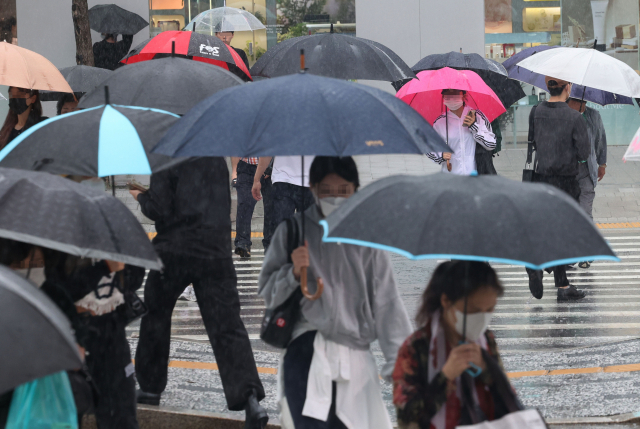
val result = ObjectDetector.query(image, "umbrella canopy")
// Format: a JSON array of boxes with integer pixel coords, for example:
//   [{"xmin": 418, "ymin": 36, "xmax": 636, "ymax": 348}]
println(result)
[
  {"xmin": 78, "ymin": 57, "xmax": 244, "ymax": 115},
  {"xmin": 40, "ymin": 65, "xmax": 113, "ymax": 102},
  {"xmin": 0, "ymin": 265, "xmax": 83, "ymax": 394},
  {"xmin": 515, "ymin": 47, "xmax": 640, "ymax": 98},
  {"xmin": 397, "ymin": 68, "xmax": 506, "ymax": 124},
  {"xmin": 408, "ymin": 52, "xmax": 526, "ymax": 109},
  {"xmin": 88, "ymin": 4, "xmax": 148, "ymax": 35},
  {"xmin": 0, "ymin": 168, "xmax": 161, "ymax": 269},
  {"xmin": 0, "ymin": 101, "xmax": 181, "ymax": 177},
  {"xmin": 120, "ymin": 31, "xmax": 251, "ymax": 81},
  {"xmin": 0, "ymin": 42, "xmax": 73, "ymax": 92},
  {"xmin": 152, "ymin": 72, "xmax": 450, "ymax": 158},
  {"xmin": 503, "ymin": 46, "xmax": 634, "ymax": 106},
  {"xmin": 623, "ymin": 126, "xmax": 640, "ymax": 162},
  {"xmin": 320, "ymin": 174, "xmax": 617, "ymax": 269},
  {"xmin": 187, "ymin": 7, "xmax": 266, "ymax": 33},
  {"xmin": 250, "ymin": 29, "xmax": 415, "ymax": 82}
]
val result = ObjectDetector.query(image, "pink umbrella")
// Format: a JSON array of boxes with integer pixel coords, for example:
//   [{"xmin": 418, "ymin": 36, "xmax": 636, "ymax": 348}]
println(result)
[{"xmin": 396, "ymin": 67, "xmax": 506, "ymax": 124}]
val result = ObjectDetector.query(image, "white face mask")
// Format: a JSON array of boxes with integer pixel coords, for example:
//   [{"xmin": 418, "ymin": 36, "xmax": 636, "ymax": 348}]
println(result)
[
  {"xmin": 453, "ymin": 309, "xmax": 493, "ymax": 341},
  {"xmin": 443, "ymin": 95, "xmax": 464, "ymax": 111},
  {"xmin": 318, "ymin": 196, "xmax": 347, "ymax": 217}
]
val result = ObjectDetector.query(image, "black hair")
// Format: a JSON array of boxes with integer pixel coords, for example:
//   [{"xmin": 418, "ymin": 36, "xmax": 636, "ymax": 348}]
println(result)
[
  {"xmin": 416, "ymin": 260, "xmax": 504, "ymax": 327},
  {"xmin": 56, "ymin": 93, "xmax": 82, "ymax": 116},
  {"xmin": 309, "ymin": 156, "xmax": 360, "ymax": 189},
  {"xmin": 547, "ymin": 80, "xmax": 567, "ymax": 97}
]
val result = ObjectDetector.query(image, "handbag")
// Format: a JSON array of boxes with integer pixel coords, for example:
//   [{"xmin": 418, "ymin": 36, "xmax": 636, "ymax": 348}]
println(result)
[
  {"xmin": 260, "ymin": 217, "xmax": 304, "ymax": 349},
  {"xmin": 522, "ymin": 105, "xmax": 538, "ymax": 183}
]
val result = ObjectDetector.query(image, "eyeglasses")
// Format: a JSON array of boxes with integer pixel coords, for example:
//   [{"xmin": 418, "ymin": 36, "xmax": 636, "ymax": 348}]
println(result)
[{"xmin": 316, "ymin": 183, "xmax": 355, "ymax": 197}]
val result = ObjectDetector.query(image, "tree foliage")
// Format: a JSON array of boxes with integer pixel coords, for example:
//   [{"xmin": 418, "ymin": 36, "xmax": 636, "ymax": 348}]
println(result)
[{"xmin": 277, "ymin": 0, "xmax": 327, "ymax": 30}]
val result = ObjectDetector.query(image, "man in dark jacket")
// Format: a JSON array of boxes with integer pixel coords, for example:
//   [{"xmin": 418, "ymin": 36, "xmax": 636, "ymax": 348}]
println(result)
[
  {"xmin": 526, "ymin": 76, "xmax": 591, "ymax": 301},
  {"xmin": 215, "ymin": 29, "xmax": 251, "ymax": 81},
  {"xmin": 93, "ymin": 33, "xmax": 133, "ymax": 70},
  {"xmin": 130, "ymin": 157, "xmax": 268, "ymax": 428}
]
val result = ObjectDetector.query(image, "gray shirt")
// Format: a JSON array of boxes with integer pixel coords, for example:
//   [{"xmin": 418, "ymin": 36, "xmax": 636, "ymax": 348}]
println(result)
[
  {"xmin": 258, "ymin": 205, "xmax": 413, "ymax": 378},
  {"xmin": 581, "ymin": 107, "xmax": 607, "ymax": 187}
]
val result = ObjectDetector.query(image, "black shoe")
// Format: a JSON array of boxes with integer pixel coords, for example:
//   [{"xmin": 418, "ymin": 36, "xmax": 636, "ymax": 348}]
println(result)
[
  {"xmin": 244, "ymin": 392, "xmax": 268, "ymax": 429},
  {"xmin": 136, "ymin": 389, "xmax": 161, "ymax": 406},
  {"xmin": 232, "ymin": 178, "xmax": 238, "ymax": 188},
  {"xmin": 578, "ymin": 261, "xmax": 591, "ymax": 269},
  {"xmin": 557, "ymin": 285, "xmax": 586, "ymax": 301},
  {"xmin": 235, "ymin": 247, "xmax": 251, "ymax": 258},
  {"xmin": 529, "ymin": 277, "xmax": 543, "ymax": 299}
]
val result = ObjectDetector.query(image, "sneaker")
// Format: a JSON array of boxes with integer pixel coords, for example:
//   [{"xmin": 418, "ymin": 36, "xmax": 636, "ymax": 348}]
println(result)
[
  {"xmin": 136, "ymin": 389, "xmax": 161, "ymax": 406},
  {"xmin": 235, "ymin": 247, "xmax": 251, "ymax": 258},
  {"xmin": 244, "ymin": 391, "xmax": 268, "ymax": 429},
  {"xmin": 178, "ymin": 285, "xmax": 197, "ymax": 302},
  {"xmin": 578, "ymin": 261, "xmax": 591, "ymax": 269},
  {"xmin": 232, "ymin": 178, "xmax": 238, "ymax": 188},
  {"xmin": 557, "ymin": 285, "xmax": 586, "ymax": 301}
]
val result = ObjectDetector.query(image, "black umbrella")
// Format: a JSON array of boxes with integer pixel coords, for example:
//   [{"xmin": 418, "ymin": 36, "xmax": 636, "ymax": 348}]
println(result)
[
  {"xmin": 40, "ymin": 65, "xmax": 113, "ymax": 102},
  {"xmin": 396, "ymin": 51, "xmax": 526, "ymax": 108},
  {"xmin": 0, "ymin": 92, "xmax": 181, "ymax": 178},
  {"xmin": 250, "ymin": 26, "xmax": 415, "ymax": 82},
  {"xmin": 0, "ymin": 265, "xmax": 83, "ymax": 394},
  {"xmin": 0, "ymin": 168, "xmax": 161, "ymax": 270},
  {"xmin": 321, "ymin": 174, "xmax": 617, "ymax": 269},
  {"xmin": 78, "ymin": 56, "xmax": 244, "ymax": 115},
  {"xmin": 88, "ymin": 4, "xmax": 148, "ymax": 35}
]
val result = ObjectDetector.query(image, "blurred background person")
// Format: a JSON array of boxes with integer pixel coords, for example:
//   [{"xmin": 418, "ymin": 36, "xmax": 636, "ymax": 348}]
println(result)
[
  {"xmin": 93, "ymin": 33, "xmax": 133, "ymax": 70},
  {"xmin": 0, "ymin": 86, "xmax": 44, "ymax": 150}
]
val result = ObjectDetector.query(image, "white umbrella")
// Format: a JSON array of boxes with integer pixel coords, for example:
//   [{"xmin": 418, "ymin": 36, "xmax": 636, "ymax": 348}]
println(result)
[
  {"xmin": 187, "ymin": 7, "xmax": 266, "ymax": 33},
  {"xmin": 515, "ymin": 47, "xmax": 640, "ymax": 98}
]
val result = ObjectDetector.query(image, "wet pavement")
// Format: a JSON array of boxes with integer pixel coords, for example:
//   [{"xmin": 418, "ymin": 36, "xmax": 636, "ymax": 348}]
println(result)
[{"xmin": 125, "ymin": 227, "xmax": 640, "ymax": 424}]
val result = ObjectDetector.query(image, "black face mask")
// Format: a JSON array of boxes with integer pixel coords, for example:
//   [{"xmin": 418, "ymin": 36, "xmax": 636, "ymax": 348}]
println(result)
[{"xmin": 8, "ymin": 98, "xmax": 29, "ymax": 115}]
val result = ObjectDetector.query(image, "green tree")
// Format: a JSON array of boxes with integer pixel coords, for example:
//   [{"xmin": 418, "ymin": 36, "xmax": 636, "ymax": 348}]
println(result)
[
  {"xmin": 278, "ymin": 23, "xmax": 308, "ymax": 42},
  {"xmin": 334, "ymin": 0, "xmax": 355, "ymax": 23},
  {"xmin": 277, "ymin": 0, "xmax": 327, "ymax": 31}
]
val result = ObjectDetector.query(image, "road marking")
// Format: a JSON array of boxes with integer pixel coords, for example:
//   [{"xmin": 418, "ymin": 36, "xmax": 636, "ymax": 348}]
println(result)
[
  {"xmin": 490, "ymin": 323, "xmax": 640, "ymax": 330},
  {"xmin": 597, "ymin": 223, "xmax": 640, "ymax": 229},
  {"xmin": 492, "ymin": 311, "xmax": 640, "ymax": 317}
]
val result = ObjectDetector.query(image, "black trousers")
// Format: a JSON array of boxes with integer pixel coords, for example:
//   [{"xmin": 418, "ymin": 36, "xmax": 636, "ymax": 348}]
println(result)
[
  {"xmin": 235, "ymin": 160, "xmax": 274, "ymax": 251},
  {"xmin": 135, "ymin": 253, "xmax": 265, "ymax": 410},
  {"xmin": 284, "ymin": 331, "xmax": 347, "ymax": 429},
  {"xmin": 84, "ymin": 314, "xmax": 138, "ymax": 429},
  {"xmin": 526, "ymin": 173, "xmax": 580, "ymax": 288},
  {"xmin": 271, "ymin": 182, "xmax": 314, "ymax": 239}
]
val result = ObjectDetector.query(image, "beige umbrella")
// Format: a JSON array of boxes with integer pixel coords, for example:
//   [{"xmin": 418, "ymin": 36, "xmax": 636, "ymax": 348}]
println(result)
[{"xmin": 0, "ymin": 42, "xmax": 73, "ymax": 92}]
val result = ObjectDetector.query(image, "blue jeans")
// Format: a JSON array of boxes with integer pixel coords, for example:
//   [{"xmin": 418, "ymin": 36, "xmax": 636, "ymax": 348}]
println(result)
[
  {"xmin": 234, "ymin": 161, "xmax": 273, "ymax": 250},
  {"xmin": 271, "ymin": 182, "xmax": 314, "ymax": 243}
]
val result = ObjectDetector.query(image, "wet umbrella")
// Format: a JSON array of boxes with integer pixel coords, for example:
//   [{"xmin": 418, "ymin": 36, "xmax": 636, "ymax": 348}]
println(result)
[
  {"xmin": 40, "ymin": 65, "xmax": 113, "ymax": 102},
  {"xmin": 0, "ymin": 168, "xmax": 161, "ymax": 269},
  {"xmin": 186, "ymin": 7, "xmax": 266, "ymax": 33},
  {"xmin": 88, "ymin": 4, "xmax": 148, "ymax": 35},
  {"xmin": 250, "ymin": 25, "xmax": 415, "ymax": 82},
  {"xmin": 0, "ymin": 42, "xmax": 73, "ymax": 92},
  {"xmin": 503, "ymin": 46, "xmax": 634, "ymax": 106},
  {"xmin": 0, "ymin": 265, "xmax": 83, "ymax": 394},
  {"xmin": 79, "ymin": 56, "xmax": 244, "ymax": 115},
  {"xmin": 0, "ymin": 89, "xmax": 181, "ymax": 178},
  {"xmin": 623, "ymin": 126, "xmax": 640, "ymax": 161},
  {"xmin": 397, "ymin": 68, "xmax": 506, "ymax": 124},
  {"xmin": 120, "ymin": 31, "xmax": 252, "ymax": 81}
]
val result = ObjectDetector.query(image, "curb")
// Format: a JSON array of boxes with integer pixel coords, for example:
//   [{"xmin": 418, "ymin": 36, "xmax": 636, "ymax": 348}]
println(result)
[{"xmin": 546, "ymin": 410, "xmax": 640, "ymax": 425}]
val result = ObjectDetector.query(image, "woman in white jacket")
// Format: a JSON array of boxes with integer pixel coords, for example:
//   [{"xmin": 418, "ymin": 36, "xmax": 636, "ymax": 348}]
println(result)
[{"xmin": 258, "ymin": 156, "xmax": 412, "ymax": 429}]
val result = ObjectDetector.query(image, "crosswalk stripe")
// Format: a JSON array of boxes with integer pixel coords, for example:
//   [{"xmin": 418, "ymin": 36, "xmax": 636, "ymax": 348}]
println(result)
[{"xmin": 490, "ymin": 323, "xmax": 640, "ymax": 330}]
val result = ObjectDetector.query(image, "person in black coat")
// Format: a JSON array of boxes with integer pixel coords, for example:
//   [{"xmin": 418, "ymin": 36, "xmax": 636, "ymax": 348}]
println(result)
[
  {"xmin": 215, "ymin": 29, "xmax": 251, "ymax": 81},
  {"xmin": 93, "ymin": 33, "xmax": 133, "ymax": 70},
  {"xmin": 129, "ymin": 157, "xmax": 268, "ymax": 429}
]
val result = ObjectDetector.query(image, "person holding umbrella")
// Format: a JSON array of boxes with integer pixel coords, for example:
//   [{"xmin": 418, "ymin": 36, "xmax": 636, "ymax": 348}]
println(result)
[
  {"xmin": 427, "ymin": 89, "xmax": 496, "ymax": 175},
  {"xmin": 259, "ymin": 156, "xmax": 412, "ymax": 429},
  {"xmin": 0, "ymin": 86, "xmax": 44, "ymax": 150},
  {"xmin": 93, "ymin": 33, "xmax": 133, "ymax": 70},
  {"xmin": 215, "ymin": 25, "xmax": 250, "ymax": 70}
]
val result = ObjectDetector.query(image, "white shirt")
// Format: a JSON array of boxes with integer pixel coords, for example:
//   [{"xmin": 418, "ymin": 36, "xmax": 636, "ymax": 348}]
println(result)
[
  {"xmin": 428, "ymin": 106, "xmax": 496, "ymax": 175},
  {"xmin": 271, "ymin": 156, "xmax": 315, "ymax": 187}
]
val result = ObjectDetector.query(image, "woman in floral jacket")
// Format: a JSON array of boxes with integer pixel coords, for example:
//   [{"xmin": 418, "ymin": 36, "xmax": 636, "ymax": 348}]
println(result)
[{"xmin": 393, "ymin": 261, "xmax": 520, "ymax": 429}]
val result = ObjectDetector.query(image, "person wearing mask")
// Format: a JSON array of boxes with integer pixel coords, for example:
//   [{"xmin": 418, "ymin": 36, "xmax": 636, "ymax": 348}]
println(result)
[
  {"xmin": 393, "ymin": 261, "xmax": 521, "ymax": 429},
  {"xmin": 526, "ymin": 77, "xmax": 590, "ymax": 300},
  {"xmin": 567, "ymin": 97, "xmax": 607, "ymax": 269},
  {"xmin": 252, "ymin": 156, "xmax": 315, "ymax": 251},
  {"xmin": 0, "ymin": 86, "xmax": 45, "ymax": 150},
  {"xmin": 93, "ymin": 33, "xmax": 133, "ymax": 70},
  {"xmin": 259, "ymin": 156, "xmax": 412, "ymax": 429},
  {"xmin": 234, "ymin": 157, "xmax": 273, "ymax": 258},
  {"xmin": 129, "ymin": 157, "xmax": 268, "ymax": 429},
  {"xmin": 427, "ymin": 89, "xmax": 496, "ymax": 175}
]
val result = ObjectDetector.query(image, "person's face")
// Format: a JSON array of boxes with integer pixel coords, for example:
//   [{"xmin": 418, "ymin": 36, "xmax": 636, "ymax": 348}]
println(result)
[
  {"xmin": 312, "ymin": 173, "xmax": 356, "ymax": 200},
  {"xmin": 61, "ymin": 101, "xmax": 79, "ymax": 115},
  {"xmin": 442, "ymin": 89, "xmax": 464, "ymax": 97},
  {"xmin": 440, "ymin": 286, "xmax": 498, "ymax": 329},
  {"xmin": 9, "ymin": 87, "xmax": 35, "ymax": 104},
  {"xmin": 216, "ymin": 32, "xmax": 234, "ymax": 45}
]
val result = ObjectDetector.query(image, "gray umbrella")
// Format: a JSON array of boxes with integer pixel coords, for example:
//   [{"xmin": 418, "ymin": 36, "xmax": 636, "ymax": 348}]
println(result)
[
  {"xmin": 0, "ymin": 168, "xmax": 161, "ymax": 270},
  {"xmin": 88, "ymin": 4, "xmax": 149, "ymax": 35},
  {"xmin": 40, "ymin": 65, "xmax": 113, "ymax": 102},
  {"xmin": 0, "ymin": 265, "xmax": 82, "ymax": 394},
  {"xmin": 321, "ymin": 174, "xmax": 617, "ymax": 269}
]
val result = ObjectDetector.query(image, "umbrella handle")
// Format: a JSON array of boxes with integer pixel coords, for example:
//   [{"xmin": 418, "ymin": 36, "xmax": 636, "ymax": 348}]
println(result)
[
  {"xmin": 446, "ymin": 159, "xmax": 452, "ymax": 172},
  {"xmin": 300, "ymin": 267, "xmax": 323, "ymax": 300}
]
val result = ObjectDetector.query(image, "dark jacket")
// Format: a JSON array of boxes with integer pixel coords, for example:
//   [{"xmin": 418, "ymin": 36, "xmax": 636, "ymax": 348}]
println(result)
[
  {"xmin": 138, "ymin": 157, "xmax": 232, "ymax": 259},
  {"xmin": 93, "ymin": 35, "xmax": 133, "ymax": 70},
  {"xmin": 529, "ymin": 101, "xmax": 590, "ymax": 177},
  {"xmin": 233, "ymin": 46, "xmax": 250, "ymax": 70}
]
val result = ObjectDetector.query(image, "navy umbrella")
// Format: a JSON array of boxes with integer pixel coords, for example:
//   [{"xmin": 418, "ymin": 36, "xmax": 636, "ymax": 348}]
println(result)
[
  {"xmin": 503, "ymin": 46, "xmax": 634, "ymax": 106},
  {"xmin": 88, "ymin": 4, "xmax": 148, "ymax": 35},
  {"xmin": 40, "ymin": 65, "xmax": 113, "ymax": 101}
]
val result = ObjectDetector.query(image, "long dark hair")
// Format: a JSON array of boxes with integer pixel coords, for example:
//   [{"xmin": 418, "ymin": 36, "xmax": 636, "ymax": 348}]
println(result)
[
  {"xmin": 0, "ymin": 86, "xmax": 43, "ymax": 149},
  {"xmin": 309, "ymin": 156, "xmax": 360, "ymax": 189},
  {"xmin": 416, "ymin": 261, "xmax": 504, "ymax": 327}
]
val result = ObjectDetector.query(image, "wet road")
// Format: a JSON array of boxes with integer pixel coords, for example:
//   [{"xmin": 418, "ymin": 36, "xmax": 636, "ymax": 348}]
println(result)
[{"xmin": 127, "ymin": 227, "xmax": 640, "ymax": 424}]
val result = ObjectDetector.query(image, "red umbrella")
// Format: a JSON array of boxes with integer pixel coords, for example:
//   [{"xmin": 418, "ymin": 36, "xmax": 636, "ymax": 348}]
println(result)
[
  {"xmin": 120, "ymin": 31, "xmax": 252, "ymax": 81},
  {"xmin": 396, "ymin": 68, "xmax": 505, "ymax": 123}
]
